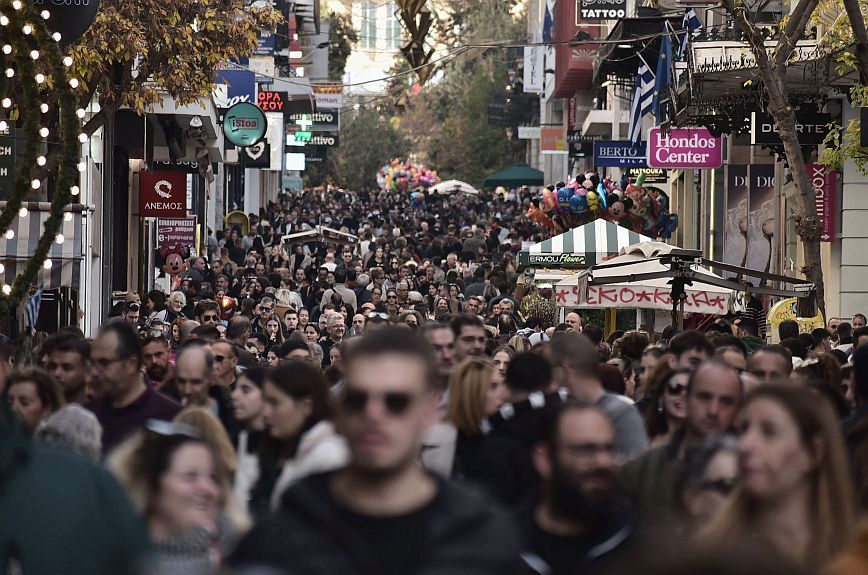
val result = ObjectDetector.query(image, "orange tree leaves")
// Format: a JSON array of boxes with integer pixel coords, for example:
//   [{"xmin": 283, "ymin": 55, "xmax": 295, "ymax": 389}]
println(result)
[{"xmin": 68, "ymin": 0, "xmax": 281, "ymax": 131}]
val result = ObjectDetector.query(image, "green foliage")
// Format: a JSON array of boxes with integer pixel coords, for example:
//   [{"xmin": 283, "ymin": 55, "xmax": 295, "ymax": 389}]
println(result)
[
  {"xmin": 821, "ymin": 85, "xmax": 868, "ymax": 172},
  {"xmin": 328, "ymin": 11, "xmax": 358, "ymax": 82},
  {"xmin": 68, "ymin": 0, "xmax": 281, "ymax": 129},
  {"xmin": 305, "ymin": 106, "xmax": 411, "ymax": 189}
]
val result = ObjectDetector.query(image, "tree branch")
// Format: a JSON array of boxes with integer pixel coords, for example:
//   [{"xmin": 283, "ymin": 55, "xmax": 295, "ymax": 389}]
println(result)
[
  {"xmin": 773, "ymin": 0, "xmax": 820, "ymax": 69},
  {"xmin": 842, "ymin": 0, "xmax": 868, "ymax": 84}
]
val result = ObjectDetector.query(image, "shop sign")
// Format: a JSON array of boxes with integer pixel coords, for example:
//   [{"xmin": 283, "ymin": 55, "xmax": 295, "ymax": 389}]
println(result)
[
  {"xmin": 808, "ymin": 163, "xmax": 837, "ymax": 242},
  {"xmin": 223, "ymin": 102, "xmax": 267, "ymax": 147},
  {"xmin": 0, "ymin": 122, "xmax": 14, "ymax": 200},
  {"xmin": 626, "ymin": 167, "xmax": 668, "ymax": 183},
  {"xmin": 33, "ymin": 0, "xmax": 101, "ymax": 46},
  {"xmin": 254, "ymin": 31, "xmax": 276, "ymax": 56},
  {"xmin": 139, "ymin": 171, "xmax": 186, "ymax": 217},
  {"xmin": 257, "ymin": 91, "xmax": 288, "ymax": 113},
  {"xmin": 313, "ymin": 90, "xmax": 343, "ymax": 110},
  {"xmin": 287, "ymin": 111, "xmax": 340, "ymax": 132},
  {"xmin": 306, "ymin": 133, "xmax": 339, "ymax": 147},
  {"xmin": 520, "ymin": 252, "xmax": 587, "ymax": 267},
  {"xmin": 593, "ymin": 140, "xmax": 646, "ymax": 167},
  {"xmin": 579, "ymin": 0, "xmax": 627, "ymax": 20},
  {"xmin": 213, "ymin": 69, "xmax": 256, "ymax": 109},
  {"xmin": 153, "ymin": 160, "xmax": 200, "ymax": 174},
  {"xmin": 242, "ymin": 142, "xmax": 271, "ymax": 168},
  {"xmin": 541, "ymin": 128, "xmax": 568, "ymax": 154},
  {"xmin": 157, "ymin": 216, "xmax": 198, "ymax": 254},
  {"xmin": 518, "ymin": 126, "xmax": 540, "ymax": 140},
  {"xmin": 750, "ymin": 112, "xmax": 831, "ymax": 146},
  {"xmin": 647, "ymin": 127, "xmax": 722, "ymax": 169}
]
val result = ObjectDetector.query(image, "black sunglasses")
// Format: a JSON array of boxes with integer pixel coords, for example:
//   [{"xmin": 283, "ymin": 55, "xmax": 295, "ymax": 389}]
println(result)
[
  {"xmin": 666, "ymin": 381, "xmax": 687, "ymax": 396},
  {"xmin": 700, "ymin": 477, "xmax": 738, "ymax": 495},
  {"xmin": 341, "ymin": 388, "xmax": 414, "ymax": 416}
]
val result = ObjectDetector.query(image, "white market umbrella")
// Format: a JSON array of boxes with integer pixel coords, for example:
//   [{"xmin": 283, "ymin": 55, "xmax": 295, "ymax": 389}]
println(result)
[{"xmin": 429, "ymin": 179, "xmax": 481, "ymax": 195}]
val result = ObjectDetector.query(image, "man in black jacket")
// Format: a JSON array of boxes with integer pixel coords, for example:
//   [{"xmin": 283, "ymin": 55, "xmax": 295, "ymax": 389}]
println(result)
[
  {"xmin": 516, "ymin": 401, "xmax": 637, "ymax": 575},
  {"xmin": 230, "ymin": 328, "xmax": 522, "ymax": 575}
]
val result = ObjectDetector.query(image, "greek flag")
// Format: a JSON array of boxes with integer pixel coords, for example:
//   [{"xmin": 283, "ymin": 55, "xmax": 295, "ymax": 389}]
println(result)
[
  {"xmin": 25, "ymin": 286, "xmax": 43, "ymax": 333},
  {"xmin": 677, "ymin": 8, "xmax": 702, "ymax": 59},
  {"xmin": 628, "ymin": 64, "xmax": 655, "ymax": 144}
]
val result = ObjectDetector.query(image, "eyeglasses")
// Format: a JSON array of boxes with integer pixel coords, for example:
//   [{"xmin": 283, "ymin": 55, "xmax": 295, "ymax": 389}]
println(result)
[
  {"xmin": 341, "ymin": 387, "xmax": 416, "ymax": 416},
  {"xmin": 260, "ymin": 306, "xmax": 272, "ymax": 313},
  {"xmin": 700, "ymin": 477, "xmax": 738, "ymax": 495},
  {"xmin": 387, "ymin": 295, "xmax": 397, "ymax": 300},
  {"xmin": 367, "ymin": 312, "xmax": 389, "ymax": 320},
  {"xmin": 202, "ymin": 314, "xmax": 219, "ymax": 321},
  {"xmin": 666, "ymin": 381, "xmax": 687, "ymax": 396},
  {"xmin": 214, "ymin": 354, "xmax": 228, "ymax": 363}
]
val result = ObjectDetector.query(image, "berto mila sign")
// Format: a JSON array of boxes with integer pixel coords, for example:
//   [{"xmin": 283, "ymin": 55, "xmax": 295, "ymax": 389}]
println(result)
[
  {"xmin": 647, "ymin": 127, "xmax": 722, "ymax": 169},
  {"xmin": 223, "ymin": 102, "xmax": 267, "ymax": 147}
]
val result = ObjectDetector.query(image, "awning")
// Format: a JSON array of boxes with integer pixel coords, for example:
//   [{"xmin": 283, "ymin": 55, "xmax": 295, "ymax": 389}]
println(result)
[
  {"xmin": 281, "ymin": 225, "xmax": 359, "ymax": 246},
  {"xmin": 0, "ymin": 202, "xmax": 85, "ymax": 290},
  {"xmin": 555, "ymin": 241, "xmax": 742, "ymax": 315},
  {"xmin": 429, "ymin": 179, "xmax": 480, "ymax": 195},
  {"xmin": 519, "ymin": 219, "xmax": 652, "ymax": 268},
  {"xmin": 483, "ymin": 163, "xmax": 544, "ymax": 188},
  {"xmin": 592, "ymin": 13, "xmax": 683, "ymax": 85}
]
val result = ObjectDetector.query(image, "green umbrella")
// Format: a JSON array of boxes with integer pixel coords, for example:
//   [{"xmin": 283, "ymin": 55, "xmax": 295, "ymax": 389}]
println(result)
[{"xmin": 482, "ymin": 162, "xmax": 545, "ymax": 188}]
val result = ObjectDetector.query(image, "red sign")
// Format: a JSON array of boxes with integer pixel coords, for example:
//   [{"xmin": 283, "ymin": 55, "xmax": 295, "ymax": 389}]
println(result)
[
  {"xmin": 808, "ymin": 164, "xmax": 837, "ymax": 242},
  {"xmin": 139, "ymin": 171, "xmax": 186, "ymax": 217},
  {"xmin": 257, "ymin": 91, "xmax": 288, "ymax": 112},
  {"xmin": 554, "ymin": 0, "xmax": 599, "ymax": 97},
  {"xmin": 555, "ymin": 284, "xmax": 731, "ymax": 315},
  {"xmin": 567, "ymin": 97, "xmax": 577, "ymax": 131},
  {"xmin": 157, "ymin": 216, "xmax": 198, "ymax": 256}
]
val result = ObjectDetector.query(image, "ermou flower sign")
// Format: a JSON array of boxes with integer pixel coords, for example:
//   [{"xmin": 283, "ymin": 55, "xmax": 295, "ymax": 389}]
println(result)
[{"xmin": 647, "ymin": 127, "xmax": 722, "ymax": 169}]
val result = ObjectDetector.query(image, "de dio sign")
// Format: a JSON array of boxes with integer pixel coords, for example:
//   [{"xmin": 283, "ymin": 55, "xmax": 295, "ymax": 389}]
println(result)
[{"xmin": 647, "ymin": 127, "xmax": 722, "ymax": 169}]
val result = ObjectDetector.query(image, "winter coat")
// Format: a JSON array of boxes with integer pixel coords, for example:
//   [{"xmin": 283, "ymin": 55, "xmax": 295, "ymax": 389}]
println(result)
[
  {"xmin": 0, "ymin": 417, "xmax": 149, "ymax": 574},
  {"xmin": 230, "ymin": 472, "xmax": 524, "ymax": 575},
  {"xmin": 269, "ymin": 420, "xmax": 349, "ymax": 510}
]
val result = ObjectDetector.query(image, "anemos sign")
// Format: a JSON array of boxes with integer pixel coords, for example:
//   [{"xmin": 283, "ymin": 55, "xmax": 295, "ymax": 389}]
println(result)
[{"xmin": 647, "ymin": 127, "xmax": 722, "ymax": 169}]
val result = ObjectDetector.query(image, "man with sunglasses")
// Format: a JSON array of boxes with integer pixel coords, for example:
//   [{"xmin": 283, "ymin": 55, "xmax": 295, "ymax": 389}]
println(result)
[
  {"xmin": 194, "ymin": 299, "xmax": 221, "ymax": 326},
  {"xmin": 250, "ymin": 295, "xmax": 276, "ymax": 335},
  {"xmin": 231, "ymin": 329, "xmax": 522, "ymax": 574},
  {"xmin": 85, "ymin": 322, "xmax": 180, "ymax": 454},
  {"xmin": 620, "ymin": 359, "xmax": 742, "ymax": 521}
]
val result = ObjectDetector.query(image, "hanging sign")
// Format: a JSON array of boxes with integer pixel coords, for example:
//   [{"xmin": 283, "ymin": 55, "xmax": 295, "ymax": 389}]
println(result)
[
  {"xmin": 593, "ymin": 140, "xmax": 646, "ymax": 167},
  {"xmin": 0, "ymin": 122, "xmax": 14, "ymax": 200},
  {"xmin": 750, "ymin": 112, "xmax": 831, "ymax": 146},
  {"xmin": 541, "ymin": 128, "xmax": 568, "ymax": 154},
  {"xmin": 243, "ymin": 142, "xmax": 271, "ymax": 168},
  {"xmin": 33, "ymin": 0, "xmax": 101, "ymax": 45},
  {"xmin": 157, "ymin": 216, "xmax": 198, "ymax": 255},
  {"xmin": 647, "ymin": 127, "xmax": 722, "ymax": 169},
  {"xmin": 808, "ymin": 163, "xmax": 837, "ymax": 242},
  {"xmin": 223, "ymin": 102, "xmax": 268, "ymax": 147},
  {"xmin": 139, "ymin": 171, "xmax": 187, "ymax": 217},
  {"xmin": 626, "ymin": 168, "xmax": 667, "ymax": 183},
  {"xmin": 578, "ymin": 0, "xmax": 627, "ymax": 20}
]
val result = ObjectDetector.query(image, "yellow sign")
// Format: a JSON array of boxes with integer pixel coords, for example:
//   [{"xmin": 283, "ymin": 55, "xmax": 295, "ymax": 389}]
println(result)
[
  {"xmin": 766, "ymin": 297, "xmax": 824, "ymax": 344},
  {"xmin": 224, "ymin": 211, "xmax": 250, "ymax": 236}
]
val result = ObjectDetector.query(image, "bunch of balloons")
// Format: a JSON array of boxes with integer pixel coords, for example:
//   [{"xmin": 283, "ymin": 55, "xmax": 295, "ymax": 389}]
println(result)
[
  {"xmin": 526, "ymin": 172, "xmax": 679, "ymax": 239},
  {"xmin": 376, "ymin": 158, "xmax": 441, "ymax": 202}
]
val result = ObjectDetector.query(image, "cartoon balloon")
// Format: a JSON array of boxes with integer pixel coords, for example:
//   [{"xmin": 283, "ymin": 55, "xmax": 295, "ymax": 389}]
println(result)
[{"xmin": 557, "ymin": 187, "xmax": 574, "ymax": 210}]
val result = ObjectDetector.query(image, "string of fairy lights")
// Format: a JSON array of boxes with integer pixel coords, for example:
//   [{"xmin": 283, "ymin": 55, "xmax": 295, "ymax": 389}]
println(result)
[{"xmin": 0, "ymin": 0, "xmax": 81, "ymax": 312}]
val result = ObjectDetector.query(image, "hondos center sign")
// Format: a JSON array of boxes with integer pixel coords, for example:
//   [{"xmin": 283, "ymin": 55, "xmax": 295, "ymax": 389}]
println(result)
[{"xmin": 647, "ymin": 127, "xmax": 722, "ymax": 169}]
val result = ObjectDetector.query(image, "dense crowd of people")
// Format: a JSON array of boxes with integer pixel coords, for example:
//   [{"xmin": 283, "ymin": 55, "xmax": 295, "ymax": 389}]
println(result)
[{"xmin": 4, "ymin": 187, "xmax": 868, "ymax": 574}]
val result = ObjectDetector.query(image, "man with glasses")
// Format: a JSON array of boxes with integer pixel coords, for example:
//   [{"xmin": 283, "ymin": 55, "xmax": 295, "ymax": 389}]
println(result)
[
  {"xmin": 211, "ymin": 340, "xmax": 240, "ymax": 390},
  {"xmin": 251, "ymin": 296, "xmax": 276, "ymax": 335},
  {"xmin": 195, "ymin": 300, "xmax": 221, "ymax": 326},
  {"xmin": 321, "ymin": 315, "xmax": 347, "ymax": 367},
  {"xmin": 231, "ymin": 328, "xmax": 521, "ymax": 574},
  {"xmin": 519, "ymin": 401, "xmax": 636, "ymax": 574},
  {"xmin": 85, "ymin": 322, "xmax": 180, "ymax": 454}
]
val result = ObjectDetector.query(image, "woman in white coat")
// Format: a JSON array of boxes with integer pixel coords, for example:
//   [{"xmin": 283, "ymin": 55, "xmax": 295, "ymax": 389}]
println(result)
[{"xmin": 246, "ymin": 359, "xmax": 348, "ymax": 517}]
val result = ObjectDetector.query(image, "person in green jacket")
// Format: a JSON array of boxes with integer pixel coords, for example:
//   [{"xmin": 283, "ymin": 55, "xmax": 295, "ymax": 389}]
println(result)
[
  {"xmin": 0, "ymin": 408, "xmax": 149, "ymax": 575},
  {"xmin": 620, "ymin": 360, "xmax": 743, "ymax": 523}
]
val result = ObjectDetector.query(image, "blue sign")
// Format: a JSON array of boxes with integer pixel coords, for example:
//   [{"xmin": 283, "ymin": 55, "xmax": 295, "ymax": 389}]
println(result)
[
  {"xmin": 593, "ymin": 140, "xmax": 647, "ymax": 167},
  {"xmin": 255, "ymin": 32, "xmax": 276, "ymax": 56},
  {"xmin": 214, "ymin": 69, "xmax": 256, "ymax": 109}
]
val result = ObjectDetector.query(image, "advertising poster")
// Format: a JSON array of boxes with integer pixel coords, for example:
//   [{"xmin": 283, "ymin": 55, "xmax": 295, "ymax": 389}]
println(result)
[
  {"xmin": 746, "ymin": 164, "xmax": 776, "ymax": 278},
  {"xmin": 723, "ymin": 164, "xmax": 748, "ymax": 273}
]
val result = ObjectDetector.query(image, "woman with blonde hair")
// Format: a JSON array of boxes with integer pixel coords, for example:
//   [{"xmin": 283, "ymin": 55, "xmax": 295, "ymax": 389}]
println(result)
[
  {"xmin": 422, "ymin": 358, "xmax": 510, "ymax": 478},
  {"xmin": 697, "ymin": 384, "xmax": 855, "ymax": 569},
  {"xmin": 507, "ymin": 335, "xmax": 532, "ymax": 353}
]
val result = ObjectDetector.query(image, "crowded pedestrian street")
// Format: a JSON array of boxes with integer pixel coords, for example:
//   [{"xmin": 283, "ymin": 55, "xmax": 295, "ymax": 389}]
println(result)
[{"xmin": 3, "ymin": 0, "xmax": 868, "ymax": 574}]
